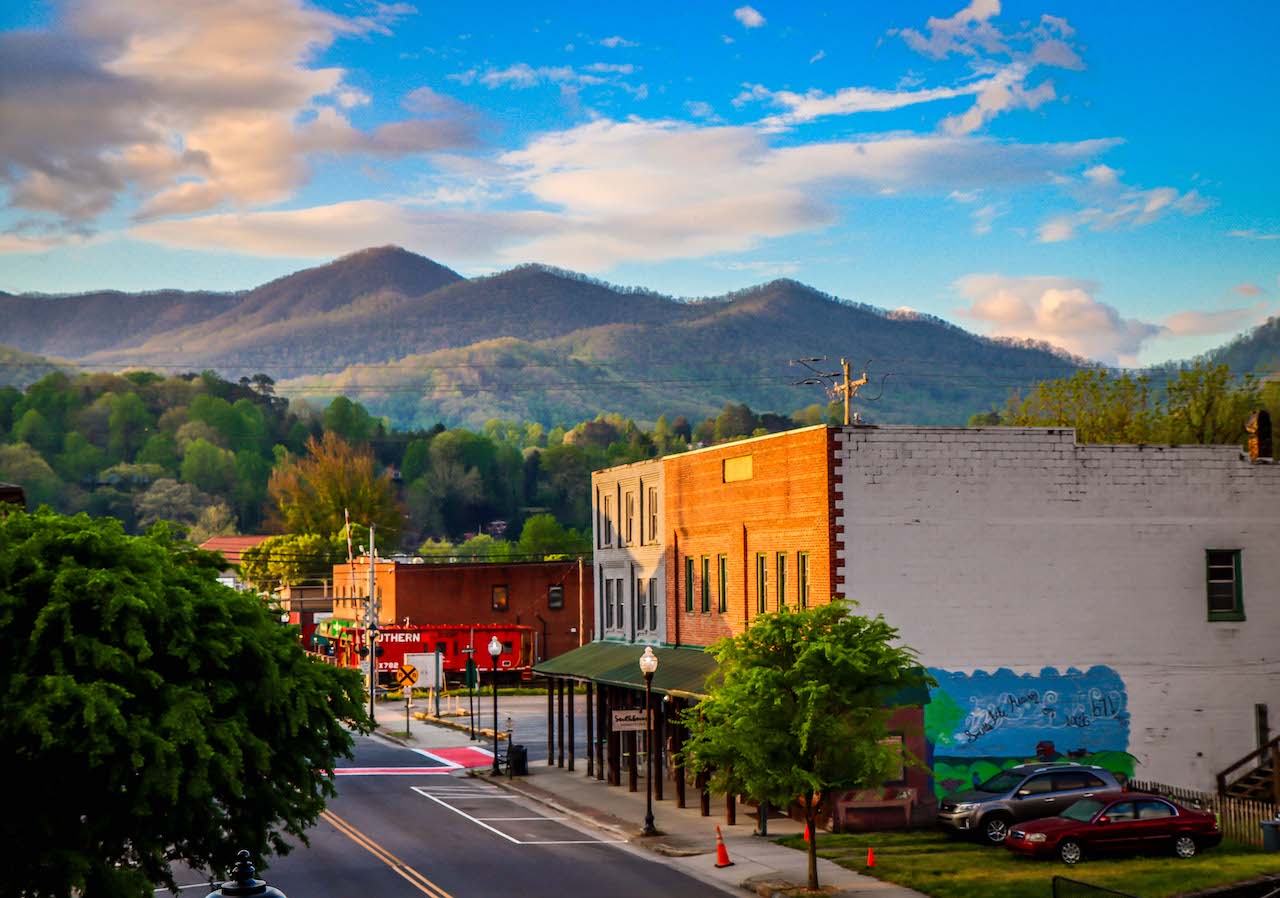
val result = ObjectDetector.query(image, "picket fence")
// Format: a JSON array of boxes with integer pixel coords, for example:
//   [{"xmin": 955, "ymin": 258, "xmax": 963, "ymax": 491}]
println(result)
[{"xmin": 1127, "ymin": 779, "xmax": 1277, "ymax": 848}]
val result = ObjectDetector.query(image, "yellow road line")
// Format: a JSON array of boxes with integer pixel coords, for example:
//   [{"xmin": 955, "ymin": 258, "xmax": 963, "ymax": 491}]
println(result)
[{"xmin": 320, "ymin": 808, "xmax": 454, "ymax": 898}]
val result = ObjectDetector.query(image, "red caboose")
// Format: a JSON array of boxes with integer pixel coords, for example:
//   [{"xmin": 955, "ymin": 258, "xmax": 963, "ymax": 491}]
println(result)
[{"xmin": 335, "ymin": 623, "xmax": 535, "ymax": 683}]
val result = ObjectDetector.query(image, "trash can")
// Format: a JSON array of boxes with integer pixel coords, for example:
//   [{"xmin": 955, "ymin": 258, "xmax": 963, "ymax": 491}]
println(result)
[
  {"xmin": 1262, "ymin": 819, "xmax": 1280, "ymax": 852},
  {"xmin": 508, "ymin": 744, "xmax": 528, "ymax": 776}
]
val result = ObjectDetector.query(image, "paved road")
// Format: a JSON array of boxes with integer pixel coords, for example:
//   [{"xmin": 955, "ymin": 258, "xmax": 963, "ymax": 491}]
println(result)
[{"xmin": 165, "ymin": 731, "xmax": 716, "ymax": 898}]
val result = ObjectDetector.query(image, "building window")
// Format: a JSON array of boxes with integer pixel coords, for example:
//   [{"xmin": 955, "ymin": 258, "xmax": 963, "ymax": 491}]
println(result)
[
  {"xmin": 601, "ymin": 494, "xmax": 613, "ymax": 547},
  {"xmin": 777, "ymin": 553, "xmax": 787, "ymax": 609},
  {"xmin": 700, "ymin": 556, "xmax": 711, "ymax": 613},
  {"xmin": 798, "ymin": 552, "xmax": 809, "ymax": 608},
  {"xmin": 614, "ymin": 578, "xmax": 624, "ymax": 629},
  {"xmin": 491, "ymin": 585, "xmax": 509, "ymax": 612},
  {"xmin": 636, "ymin": 576, "xmax": 646, "ymax": 630},
  {"xmin": 647, "ymin": 486, "xmax": 658, "ymax": 542},
  {"xmin": 605, "ymin": 577, "xmax": 614, "ymax": 628},
  {"xmin": 756, "ymin": 553, "xmax": 768, "ymax": 614},
  {"xmin": 548, "ymin": 584, "xmax": 565, "ymax": 610},
  {"xmin": 648, "ymin": 578, "xmax": 658, "ymax": 629},
  {"xmin": 685, "ymin": 556, "xmax": 694, "ymax": 612},
  {"xmin": 624, "ymin": 492, "xmax": 635, "ymax": 546},
  {"xmin": 723, "ymin": 454, "xmax": 753, "ymax": 482},
  {"xmin": 717, "ymin": 555, "xmax": 728, "ymax": 613},
  {"xmin": 1206, "ymin": 549, "xmax": 1244, "ymax": 621}
]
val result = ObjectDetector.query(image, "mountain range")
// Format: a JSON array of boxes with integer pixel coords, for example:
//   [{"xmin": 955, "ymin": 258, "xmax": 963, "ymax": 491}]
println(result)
[{"xmin": 3, "ymin": 246, "xmax": 1273, "ymax": 429}]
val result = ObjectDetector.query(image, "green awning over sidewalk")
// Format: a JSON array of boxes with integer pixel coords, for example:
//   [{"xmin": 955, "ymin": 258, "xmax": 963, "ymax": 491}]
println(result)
[{"xmin": 535, "ymin": 642, "xmax": 719, "ymax": 699}]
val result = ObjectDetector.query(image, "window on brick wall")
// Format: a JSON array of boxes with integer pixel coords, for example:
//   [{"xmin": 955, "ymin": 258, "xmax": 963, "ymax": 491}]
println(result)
[
  {"xmin": 1206, "ymin": 549, "xmax": 1244, "ymax": 621},
  {"xmin": 700, "ymin": 556, "xmax": 711, "ymax": 612},
  {"xmin": 647, "ymin": 486, "xmax": 658, "ymax": 542},
  {"xmin": 623, "ymin": 492, "xmax": 635, "ymax": 546},
  {"xmin": 798, "ymin": 552, "xmax": 810, "ymax": 608},
  {"xmin": 548, "ymin": 584, "xmax": 564, "ymax": 610},
  {"xmin": 491, "ymin": 585, "xmax": 509, "ymax": 612},
  {"xmin": 601, "ymin": 495, "xmax": 613, "ymax": 547},
  {"xmin": 723, "ymin": 454, "xmax": 753, "ymax": 482},
  {"xmin": 717, "ymin": 555, "xmax": 728, "ymax": 613},
  {"xmin": 648, "ymin": 578, "xmax": 658, "ymax": 630},
  {"xmin": 604, "ymin": 578, "xmax": 614, "ymax": 628},
  {"xmin": 615, "ymin": 578, "xmax": 624, "ymax": 629},
  {"xmin": 636, "ymin": 576, "xmax": 646, "ymax": 630},
  {"xmin": 685, "ymin": 556, "xmax": 694, "ymax": 612},
  {"xmin": 777, "ymin": 553, "xmax": 787, "ymax": 609},
  {"xmin": 756, "ymin": 553, "xmax": 768, "ymax": 613}
]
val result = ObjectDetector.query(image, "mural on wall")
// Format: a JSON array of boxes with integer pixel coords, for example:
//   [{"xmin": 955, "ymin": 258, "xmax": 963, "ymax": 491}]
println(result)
[{"xmin": 925, "ymin": 666, "xmax": 1133, "ymax": 798}]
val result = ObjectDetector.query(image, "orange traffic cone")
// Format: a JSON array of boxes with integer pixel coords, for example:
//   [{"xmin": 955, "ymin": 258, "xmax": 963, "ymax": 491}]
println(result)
[
  {"xmin": 714, "ymin": 825, "xmax": 735, "ymax": 868},
  {"xmin": 866, "ymin": 847, "xmax": 876, "ymax": 868}
]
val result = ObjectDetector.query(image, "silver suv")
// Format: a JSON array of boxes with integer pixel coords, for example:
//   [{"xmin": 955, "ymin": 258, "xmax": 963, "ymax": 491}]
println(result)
[{"xmin": 936, "ymin": 763, "xmax": 1124, "ymax": 844}]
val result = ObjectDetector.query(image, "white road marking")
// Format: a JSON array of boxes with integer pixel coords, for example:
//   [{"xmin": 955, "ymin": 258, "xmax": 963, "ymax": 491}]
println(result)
[{"xmin": 411, "ymin": 786, "xmax": 624, "ymax": 845}]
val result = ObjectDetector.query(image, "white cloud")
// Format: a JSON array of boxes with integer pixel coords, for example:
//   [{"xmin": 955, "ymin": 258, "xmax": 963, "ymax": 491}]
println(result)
[
  {"xmin": 0, "ymin": 0, "xmax": 472, "ymax": 232},
  {"xmin": 734, "ymin": 6, "xmax": 766, "ymax": 28},
  {"xmin": 598, "ymin": 35, "xmax": 638, "ymax": 48},
  {"xmin": 970, "ymin": 202, "xmax": 1005, "ymax": 235},
  {"xmin": 955, "ymin": 273, "xmax": 1271, "ymax": 364},
  {"xmin": 128, "ymin": 118, "xmax": 1116, "ymax": 271},
  {"xmin": 1037, "ymin": 165, "xmax": 1209, "ymax": 242},
  {"xmin": 955, "ymin": 274, "xmax": 1162, "ymax": 363},
  {"xmin": 1233, "ymin": 283, "xmax": 1265, "ymax": 297},
  {"xmin": 471, "ymin": 61, "xmax": 643, "ymax": 95},
  {"xmin": 940, "ymin": 64, "xmax": 1056, "ymax": 135},
  {"xmin": 712, "ymin": 259, "xmax": 801, "ymax": 277},
  {"xmin": 684, "ymin": 101, "xmax": 720, "ymax": 121},
  {"xmin": 894, "ymin": 0, "xmax": 1005, "ymax": 60},
  {"xmin": 739, "ymin": 80, "xmax": 983, "ymax": 130},
  {"xmin": 809, "ymin": 50, "xmax": 825, "ymax": 64},
  {"xmin": 1229, "ymin": 229, "xmax": 1280, "ymax": 241}
]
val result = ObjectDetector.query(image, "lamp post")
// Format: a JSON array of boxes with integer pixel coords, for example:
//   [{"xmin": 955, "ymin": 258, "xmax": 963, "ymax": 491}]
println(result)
[
  {"xmin": 639, "ymin": 646, "xmax": 659, "ymax": 836},
  {"xmin": 489, "ymin": 635, "xmax": 502, "ymax": 775},
  {"xmin": 204, "ymin": 850, "xmax": 287, "ymax": 898}
]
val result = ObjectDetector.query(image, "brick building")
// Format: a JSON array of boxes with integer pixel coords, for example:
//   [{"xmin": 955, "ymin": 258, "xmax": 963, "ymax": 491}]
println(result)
[
  {"xmin": 538, "ymin": 421, "xmax": 1280, "ymax": 827},
  {"xmin": 332, "ymin": 557, "xmax": 592, "ymax": 662}
]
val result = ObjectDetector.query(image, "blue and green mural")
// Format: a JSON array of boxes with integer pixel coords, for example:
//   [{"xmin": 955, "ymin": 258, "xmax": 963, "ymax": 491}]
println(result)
[{"xmin": 925, "ymin": 666, "xmax": 1134, "ymax": 798}]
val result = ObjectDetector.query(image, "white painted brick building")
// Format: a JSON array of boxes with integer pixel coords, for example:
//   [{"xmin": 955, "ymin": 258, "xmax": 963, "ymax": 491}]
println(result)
[
  {"xmin": 834, "ymin": 425, "xmax": 1279, "ymax": 793},
  {"xmin": 591, "ymin": 458, "xmax": 666, "ymax": 645}
]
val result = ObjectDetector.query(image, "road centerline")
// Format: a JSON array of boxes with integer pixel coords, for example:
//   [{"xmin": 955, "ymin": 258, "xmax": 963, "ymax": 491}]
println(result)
[{"xmin": 320, "ymin": 808, "xmax": 454, "ymax": 898}]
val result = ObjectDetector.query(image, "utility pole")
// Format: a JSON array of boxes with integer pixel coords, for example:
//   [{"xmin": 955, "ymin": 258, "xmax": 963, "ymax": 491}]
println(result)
[
  {"xmin": 837, "ymin": 358, "xmax": 869, "ymax": 426},
  {"xmin": 367, "ymin": 524, "xmax": 378, "ymax": 726},
  {"xmin": 577, "ymin": 556, "xmax": 584, "ymax": 647}
]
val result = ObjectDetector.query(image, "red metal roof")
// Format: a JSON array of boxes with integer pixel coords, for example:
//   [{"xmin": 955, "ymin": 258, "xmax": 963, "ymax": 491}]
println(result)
[{"xmin": 199, "ymin": 535, "xmax": 275, "ymax": 565}]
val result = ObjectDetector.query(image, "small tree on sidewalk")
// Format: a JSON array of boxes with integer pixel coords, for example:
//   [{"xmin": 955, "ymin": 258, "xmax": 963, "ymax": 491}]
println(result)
[{"xmin": 679, "ymin": 602, "xmax": 930, "ymax": 891}]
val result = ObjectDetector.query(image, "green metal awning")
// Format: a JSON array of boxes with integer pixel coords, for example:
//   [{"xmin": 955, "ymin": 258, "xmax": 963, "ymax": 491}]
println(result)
[
  {"xmin": 316, "ymin": 619, "xmax": 357, "ymax": 638},
  {"xmin": 535, "ymin": 642, "xmax": 719, "ymax": 699}
]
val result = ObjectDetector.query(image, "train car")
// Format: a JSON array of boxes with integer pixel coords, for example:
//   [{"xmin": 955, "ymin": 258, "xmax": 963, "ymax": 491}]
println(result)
[{"xmin": 333, "ymin": 623, "xmax": 535, "ymax": 684}]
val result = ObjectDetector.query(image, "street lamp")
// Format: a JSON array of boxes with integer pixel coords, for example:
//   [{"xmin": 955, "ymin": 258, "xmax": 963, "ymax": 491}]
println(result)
[
  {"xmin": 489, "ymin": 635, "xmax": 502, "ymax": 775},
  {"xmin": 639, "ymin": 646, "xmax": 659, "ymax": 836}
]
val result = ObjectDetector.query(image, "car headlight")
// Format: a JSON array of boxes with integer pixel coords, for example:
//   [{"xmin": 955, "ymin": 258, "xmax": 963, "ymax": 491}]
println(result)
[
  {"xmin": 952, "ymin": 803, "xmax": 979, "ymax": 813},
  {"xmin": 1026, "ymin": 833, "xmax": 1047, "ymax": 843}
]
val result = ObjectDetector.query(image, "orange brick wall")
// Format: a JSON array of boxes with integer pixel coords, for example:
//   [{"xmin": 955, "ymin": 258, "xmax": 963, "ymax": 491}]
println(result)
[{"xmin": 664, "ymin": 426, "xmax": 838, "ymax": 647}]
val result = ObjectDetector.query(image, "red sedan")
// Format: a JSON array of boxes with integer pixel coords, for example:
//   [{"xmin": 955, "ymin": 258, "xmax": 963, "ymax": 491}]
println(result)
[{"xmin": 1005, "ymin": 791, "xmax": 1221, "ymax": 865}]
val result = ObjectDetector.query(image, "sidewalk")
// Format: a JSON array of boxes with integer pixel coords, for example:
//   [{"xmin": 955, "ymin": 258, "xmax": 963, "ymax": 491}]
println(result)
[{"xmin": 377, "ymin": 714, "xmax": 927, "ymax": 898}]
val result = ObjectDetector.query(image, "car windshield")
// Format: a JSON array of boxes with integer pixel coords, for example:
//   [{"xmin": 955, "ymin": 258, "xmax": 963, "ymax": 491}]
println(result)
[
  {"xmin": 976, "ymin": 770, "xmax": 1026, "ymax": 793},
  {"xmin": 1060, "ymin": 798, "xmax": 1106, "ymax": 822}
]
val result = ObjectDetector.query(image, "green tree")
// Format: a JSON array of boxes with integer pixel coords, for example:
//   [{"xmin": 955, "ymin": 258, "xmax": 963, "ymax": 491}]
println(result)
[
  {"xmin": 12, "ymin": 408, "xmax": 59, "ymax": 455},
  {"xmin": 1164, "ymin": 362, "xmax": 1259, "ymax": 445},
  {"xmin": 680, "ymin": 602, "xmax": 929, "ymax": 890},
  {"xmin": 455, "ymin": 533, "xmax": 514, "ymax": 561},
  {"xmin": 0, "ymin": 442, "xmax": 63, "ymax": 506},
  {"xmin": 107, "ymin": 391, "xmax": 153, "ymax": 461},
  {"xmin": 133, "ymin": 478, "xmax": 219, "ymax": 532},
  {"xmin": 186, "ymin": 501, "xmax": 239, "ymax": 545},
  {"xmin": 515, "ymin": 513, "xmax": 589, "ymax": 558},
  {"xmin": 418, "ymin": 536, "xmax": 457, "ymax": 559},
  {"xmin": 322, "ymin": 396, "xmax": 378, "ymax": 443},
  {"xmin": 0, "ymin": 510, "xmax": 369, "ymax": 898},
  {"xmin": 1006, "ymin": 368, "xmax": 1161, "ymax": 443},
  {"xmin": 714, "ymin": 402, "xmax": 757, "ymax": 442},
  {"xmin": 240, "ymin": 533, "xmax": 344, "ymax": 589},
  {"xmin": 180, "ymin": 437, "xmax": 237, "ymax": 496},
  {"xmin": 268, "ymin": 432, "xmax": 404, "ymax": 543}
]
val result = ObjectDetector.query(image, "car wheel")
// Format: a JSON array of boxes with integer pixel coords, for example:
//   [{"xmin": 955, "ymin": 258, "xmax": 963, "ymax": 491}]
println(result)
[
  {"xmin": 982, "ymin": 814, "xmax": 1012, "ymax": 844},
  {"xmin": 1058, "ymin": 839, "xmax": 1084, "ymax": 865},
  {"xmin": 1173, "ymin": 834, "xmax": 1198, "ymax": 859}
]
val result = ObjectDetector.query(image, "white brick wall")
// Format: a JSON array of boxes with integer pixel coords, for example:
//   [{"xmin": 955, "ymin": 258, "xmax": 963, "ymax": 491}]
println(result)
[
  {"xmin": 835, "ymin": 425, "xmax": 1280, "ymax": 790},
  {"xmin": 591, "ymin": 458, "xmax": 666, "ymax": 645}
]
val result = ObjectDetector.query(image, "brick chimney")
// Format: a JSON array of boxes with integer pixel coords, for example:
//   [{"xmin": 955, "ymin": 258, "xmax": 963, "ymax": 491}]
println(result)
[{"xmin": 1246, "ymin": 410, "xmax": 1272, "ymax": 462}]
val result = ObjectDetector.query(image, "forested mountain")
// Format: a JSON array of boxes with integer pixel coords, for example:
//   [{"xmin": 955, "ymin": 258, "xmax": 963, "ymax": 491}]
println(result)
[
  {"xmin": 1, "ymin": 246, "xmax": 1094, "ymax": 427},
  {"xmin": 1196, "ymin": 314, "xmax": 1280, "ymax": 376},
  {"xmin": 0, "ymin": 345, "xmax": 71, "ymax": 389}
]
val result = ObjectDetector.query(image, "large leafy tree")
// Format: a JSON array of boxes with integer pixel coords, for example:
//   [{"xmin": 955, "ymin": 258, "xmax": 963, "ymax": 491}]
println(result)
[
  {"xmin": 680, "ymin": 602, "xmax": 929, "ymax": 891},
  {"xmin": 0, "ymin": 510, "xmax": 369, "ymax": 898},
  {"xmin": 268, "ymin": 432, "xmax": 404, "ymax": 543}
]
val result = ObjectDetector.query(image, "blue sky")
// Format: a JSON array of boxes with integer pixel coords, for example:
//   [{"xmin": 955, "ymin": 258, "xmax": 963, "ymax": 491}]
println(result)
[{"xmin": 1, "ymin": 0, "xmax": 1277, "ymax": 365}]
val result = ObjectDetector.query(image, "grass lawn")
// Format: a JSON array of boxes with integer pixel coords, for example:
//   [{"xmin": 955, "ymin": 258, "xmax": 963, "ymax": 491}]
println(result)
[{"xmin": 775, "ymin": 830, "xmax": 1280, "ymax": 898}]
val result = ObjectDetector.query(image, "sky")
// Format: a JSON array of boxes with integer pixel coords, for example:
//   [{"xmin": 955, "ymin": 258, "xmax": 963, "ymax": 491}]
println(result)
[{"xmin": 0, "ymin": 0, "xmax": 1277, "ymax": 366}]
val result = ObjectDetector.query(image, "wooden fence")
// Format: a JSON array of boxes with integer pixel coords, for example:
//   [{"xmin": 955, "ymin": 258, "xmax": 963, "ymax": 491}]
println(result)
[{"xmin": 1128, "ymin": 779, "xmax": 1277, "ymax": 848}]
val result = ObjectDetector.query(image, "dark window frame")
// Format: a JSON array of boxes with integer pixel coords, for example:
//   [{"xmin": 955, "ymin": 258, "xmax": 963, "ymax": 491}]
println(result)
[
  {"xmin": 700, "ymin": 556, "xmax": 711, "ymax": 613},
  {"xmin": 491, "ymin": 585, "xmax": 509, "ymax": 612},
  {"xmin": 548, "ymin": 584, "xmax": 565, "ymax": 610},
  {"xmin": 776, "ymin": 553, "xmax": 787, "ymax": 609},
  {"xmin": 717, "ymin": 555, "xmax": 728, "ymax": 613},
  {"xmin": 685, "ymin": 556, "xmax": 694, "ymax": 613},
  {"xmin": 797, "ymin": 552, "xmax": 810, "ymax": 608},
  {"xmin": 1206, "ymin": 549, "xmax": 1244, "ymax": 621},
  {"xmin": 756, "ymin": 553, "xmax": 768, "ymax": 614}
]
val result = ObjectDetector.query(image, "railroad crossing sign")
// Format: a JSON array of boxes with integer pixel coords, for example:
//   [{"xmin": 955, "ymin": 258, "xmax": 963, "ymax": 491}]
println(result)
[{"xmin": 394, "ymin": 664, "xmax": 419, "ymax": 689}]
